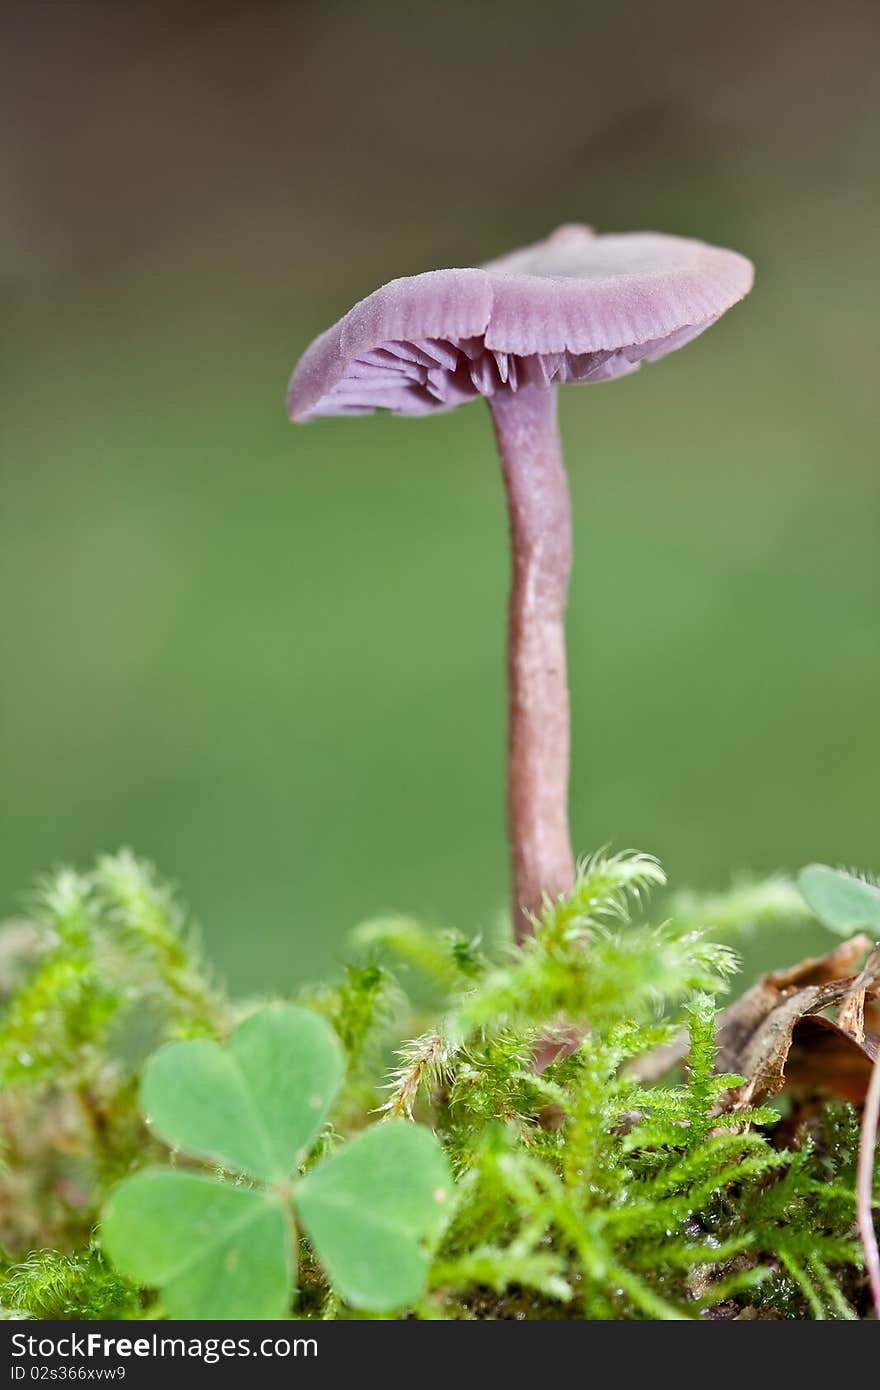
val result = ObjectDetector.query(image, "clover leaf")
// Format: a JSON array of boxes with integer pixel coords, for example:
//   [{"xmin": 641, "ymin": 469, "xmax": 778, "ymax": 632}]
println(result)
[
  {"xmin": 139, "ymin": 1004, "xmax": 343, "ymax": 1183},
  {"xmin": 101, "ymin": 1004, "xmax": 452, "ymax": 1318},
  {"xmin": 101, "ymin": 1171, "xmax": 292, "ymax": 1321},
  {"xmin": 798, "ymin": 864, "xmax": 880, "ymax": 936},
  {"xmin": 298, "ymin": 1123, "xmax": 451, "ymax": 1310}
]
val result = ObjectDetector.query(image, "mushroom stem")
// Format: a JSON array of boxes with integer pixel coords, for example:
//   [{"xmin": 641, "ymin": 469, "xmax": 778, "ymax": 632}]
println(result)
[{"xmin": 489, "ymin": 385, "xmax": 577, "ymax": 940}]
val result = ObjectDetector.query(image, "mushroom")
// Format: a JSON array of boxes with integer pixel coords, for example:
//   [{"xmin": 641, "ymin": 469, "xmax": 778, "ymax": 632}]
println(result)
[{"xmin": 288, "ymin": 225, "xmax": 753, "ymax": 940}]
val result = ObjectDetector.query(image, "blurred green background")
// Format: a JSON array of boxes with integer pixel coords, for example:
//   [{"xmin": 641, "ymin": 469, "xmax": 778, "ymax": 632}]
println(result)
[{"xmin": 1, "ymin": 1, "xmax": 878, "ymax": 992}]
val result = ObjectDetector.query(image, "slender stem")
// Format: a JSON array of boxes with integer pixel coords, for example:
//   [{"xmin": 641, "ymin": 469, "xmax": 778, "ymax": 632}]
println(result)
[
  {"xmin": 489, "ymin": 386, "xmax": 576, "ymax": 940},
  {"xmin": 857, "ymin": 1049, "xmax": 880, "ymax": 1317}
]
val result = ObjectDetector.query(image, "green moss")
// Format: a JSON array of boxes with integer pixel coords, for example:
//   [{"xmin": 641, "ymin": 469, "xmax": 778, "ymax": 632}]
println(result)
[
  {"xmin": 0, "ymin": 849, "xmax": 874, "ymax": 1320},
  {"xmin": 0, "ymin": 853, "xmax": 231, "ymax": 1257},
  {"xmin": 0, "ymin": 1247, "xmax": 139, "ymax": 1321}
]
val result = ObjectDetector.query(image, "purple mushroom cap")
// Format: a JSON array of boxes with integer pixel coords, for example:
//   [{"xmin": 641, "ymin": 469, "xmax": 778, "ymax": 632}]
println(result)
[{"xmin": 288, "ymin": 224, "xmax": 754, "ymax": 421}]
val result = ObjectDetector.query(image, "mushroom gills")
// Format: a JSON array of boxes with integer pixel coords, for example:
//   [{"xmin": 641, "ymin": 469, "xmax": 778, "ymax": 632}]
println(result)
[{"xmin": 322, "ymin": 320, "xmax": 717, "ymax": 416}]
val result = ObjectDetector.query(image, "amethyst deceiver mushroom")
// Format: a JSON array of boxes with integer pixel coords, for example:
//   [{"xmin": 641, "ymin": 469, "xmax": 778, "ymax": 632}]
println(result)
[{"xmin": 288, "ymin": 225, "xmax": 753, "ymax": 940}]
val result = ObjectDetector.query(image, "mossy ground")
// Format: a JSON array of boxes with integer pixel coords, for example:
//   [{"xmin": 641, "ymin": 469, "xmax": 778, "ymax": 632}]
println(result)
[{"xmin": 0, "ymin": 851, "xmax": 876, "ymax": 1320}]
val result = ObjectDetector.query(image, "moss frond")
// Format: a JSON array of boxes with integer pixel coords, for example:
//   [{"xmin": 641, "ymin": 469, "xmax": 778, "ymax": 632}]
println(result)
[
  {"xmin": 381, "ymin": 1030, "xmax": 452, "ymax": 1119},
  {"xmin": 669, "ymin": 874, "xmax": 814, "ymax": 941},
  {"xmin": 350, "ymin": 916, "xmax": 487, "ymax": 997}
]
